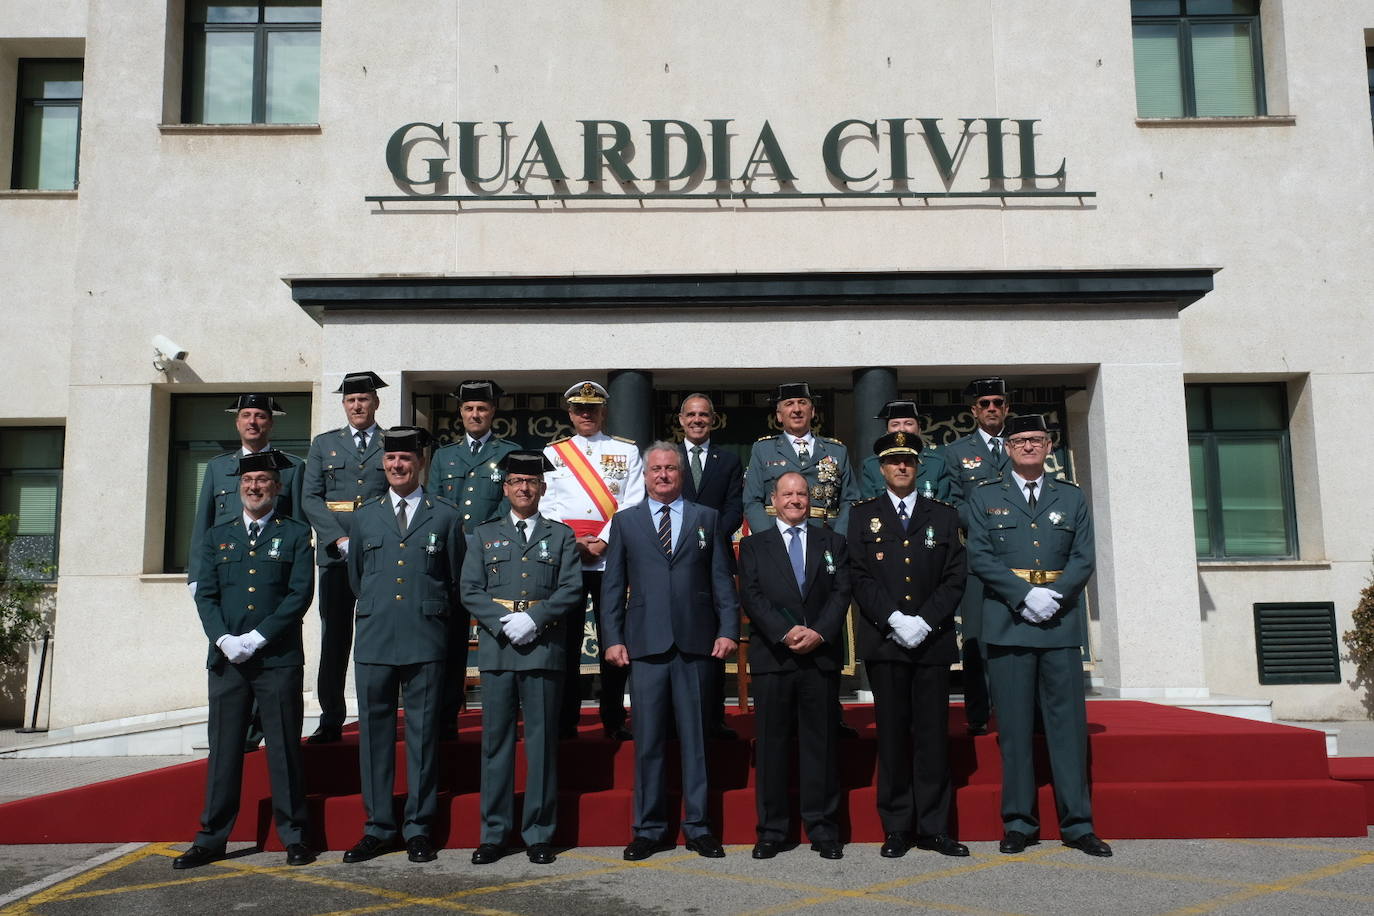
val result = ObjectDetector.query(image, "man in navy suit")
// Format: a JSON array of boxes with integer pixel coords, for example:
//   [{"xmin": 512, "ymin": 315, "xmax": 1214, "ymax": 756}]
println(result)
[
  {"xmin": 739, "ymin": 472, "xmax": 851, "ymax": 860},
  {"xmin": 676, "ymin": 393, "xmax": 744, "ymax": 739},
  {"xmin": 602, "ymin": 442, "xmax": 740, "ymax": 861}
]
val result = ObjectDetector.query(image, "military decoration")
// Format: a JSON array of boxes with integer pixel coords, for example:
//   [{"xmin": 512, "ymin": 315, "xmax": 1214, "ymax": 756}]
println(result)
[
  {"xmin": 869, "ymin": 517, "xmax": 882, "ymax": 534},
  {"xmin": 923, "ymin": 526, "xmax": 936, "ymax": 549},
  {"xmin": 816, "ymin": 456, "xmax": 838, "ymax": 483},
  {"xmin": 267, "ymin": 537, "xmax": 283, "ymax": 559},
  {"xmin": 921, "ymin": 479, "xmax": 933, "ymax": 498},
  {"xmin": 1049, "ymin": 511, "xmax": 1064, "ymax": 525},
  {"xmin": 539, "ymin": 538, "xmax": 551, "ymax": 560},
  {"xmin": 985, "ymin": 506, "xmax": 1010, "ymax": 516},
  {"xmin": 961, "ymin": 456, "xmax": 984, "ymax": 469},
  {"xmin": 426, "ymin": 532, "xmax": 441, "ymax": 555},
  {"xmin": 824, "ymin": 550, "xmax": 836, "ymax": 574},
  {"xmin": 697, "ymin": 526, "xmax": 707, "ymax": 550}
]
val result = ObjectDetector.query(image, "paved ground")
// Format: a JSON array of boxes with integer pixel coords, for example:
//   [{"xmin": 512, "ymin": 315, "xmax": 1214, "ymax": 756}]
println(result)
[{"xmin": 1, "ymin": 834, "xmax": 1372, "ymax": 916}]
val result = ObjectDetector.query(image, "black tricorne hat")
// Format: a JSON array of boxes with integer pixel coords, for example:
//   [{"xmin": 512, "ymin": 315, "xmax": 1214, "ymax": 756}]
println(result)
[
  {"xmin": 875, "ymin": 400, "xmax": 919, "ymax": 421},
  {"xmin": 774, "ymin": 382, "xmax": 816, "ymax": 403},
  {"xmin": 225, "ymin": 394, "xmax": 285, "ymax": 415},
  {"xmin": 232, "ymin": 449, "xmax": 294, "ymax": 475},
  {"xmin": 455, "ymin": 379, "xmax": 503, "ymax": 404},
  {"xmin": 381, "ymin": 426, "xmax": 433, "ymax": 453},
  {"xmin": 499, "ymin": 450, "xmax": 555, "ymax": 476},
  {"xmin": 334, "ymin": 371, "xmax": 389, "ymax": 395},
  {"xmin": 963, "ymin": 377, "xmax": 1006, "ymax": 399}
]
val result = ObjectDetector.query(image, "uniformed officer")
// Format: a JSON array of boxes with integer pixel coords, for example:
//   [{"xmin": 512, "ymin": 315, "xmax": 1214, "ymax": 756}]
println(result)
[
  {"xmin": 742, "ymin": 383, "xmax": 860, "ymax": 537},
  {"xmin": 174, "ymin": 450, "xmax": 315, "ymax": 870},
  {"xmin": 859, "ymin": 401, "xmax": 958, "ymax": 504},
  {"xmin": 301, "ymin": 371, "xmax": 390, "ymax": 744},
  {"xmin": 428, "ymin": 379, "xmax": 520, "ymax": 533},
  {"xmin": 942, "ymin": 377, "xmax": 1012, "ymax": 736},
  {"xmin": 542, "ymin": 380, "xmax": 645, "ymax": 740},
  {"xmin": 964, "ymin": 414, "xmax": 1111, "ymax": 858},
  {"xmin": 187, "ymin": 393, "xmax": 305, "ymax": 752},
  {"xmin": 847, "ymin": 432, "xmax": 969, "ymax": 860},
  {"xmin": 427, "ymin": 378, "xmax": 520, "ymax": 736},
  {"xmin": 461, "ymin": 451, "xmax": 582, "ymax": 866},
  {"xmin": 342, "ymin": 427, "xmax": 466, "ymax": 865}
]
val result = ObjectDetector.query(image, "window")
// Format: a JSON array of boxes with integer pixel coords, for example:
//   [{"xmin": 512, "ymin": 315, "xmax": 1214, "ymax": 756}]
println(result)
[
  {"xmin": 165, "ymin": 393, "xmax": 310, "ymax": 572},
  {"xmin": 0, "ymin": 428, "xmax": 64, "ymax": 580},
  {"xmin": 182, "ymin": 1, "xmax": 321, "ymax": 124},
  {"xmin": 1132, "ymin": 1, "xmax": 1265, "ymax": 118},
  {"xmin": 11, "ymin": 59, "xmax": 83, "ymax": 190},
  {"xmin": 1187, "ymin": 383, "xmax": 1294, "ymax": 559}
]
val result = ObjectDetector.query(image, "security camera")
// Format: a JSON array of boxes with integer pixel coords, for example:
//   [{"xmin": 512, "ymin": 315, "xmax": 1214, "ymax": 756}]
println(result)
[{"xmin": 152, "ymin": 334, "xmax": 188, "ymax": 363}]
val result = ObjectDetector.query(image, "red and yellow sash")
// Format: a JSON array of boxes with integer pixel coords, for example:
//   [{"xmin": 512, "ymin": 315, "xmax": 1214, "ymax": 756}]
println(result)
[{"xmin": 552, "ymin": 439, "xmax": 618, "ymax": 526}]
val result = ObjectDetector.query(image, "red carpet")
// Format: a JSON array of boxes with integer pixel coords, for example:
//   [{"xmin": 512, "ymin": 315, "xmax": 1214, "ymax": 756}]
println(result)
[{"xmin": 0, "ymin": 701, "xmax": 1365, "ymax": 846}]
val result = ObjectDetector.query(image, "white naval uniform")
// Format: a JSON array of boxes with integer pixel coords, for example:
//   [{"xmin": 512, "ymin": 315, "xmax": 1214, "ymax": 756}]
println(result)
[{"xmin": 542, "ymin": 432, "xmax": 646, "ymax": 571}]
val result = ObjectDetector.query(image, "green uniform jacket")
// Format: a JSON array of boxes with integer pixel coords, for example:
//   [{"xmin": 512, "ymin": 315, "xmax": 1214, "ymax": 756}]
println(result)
[
  {"xmin": 347, "ymin": 492, "xmax": 467, "ymax": 665},
  {"xmin": 859, "ymin": 448, "xmax": 959, "ymax": 505},
  {"xmin": 187, "ymin": 450, "xmax": 304, "ymax": 585},
  {"xmin": 964, "ymin": 476, "xmax": 1095, "ymax": 648},
  {"xmin": 460, "ymin": 514, "xmax": 582, "ymax": 672},
  {"xmin": 194, "ymin": 515, "xmax": 315, "ymax": 669},
  {"xmin": 302, "ymin": 427, "xmax": 389, "ymax": 567},
  {"xmin": 743, "ymin": 434, "xmax": 860, "ymax": 535},
  {"xmin": 427, "ymin": 436, "xmax": 521, "ymax": 533},
  {"xmin": 942, "ymin": 432, "xmax": 1010, "ymax": 500}
]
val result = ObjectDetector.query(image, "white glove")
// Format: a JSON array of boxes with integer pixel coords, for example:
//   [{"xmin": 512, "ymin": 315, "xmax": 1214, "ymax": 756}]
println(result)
[
  {"xmin": 217, "ymin": 634, "xmax": 252, "ymax": 664},
  {"xmin": 500, "ymin": 612, "xmax": 538, "ymax": 646},
  {"xmin": 336, "ymin": 538, "xmax": 350, "ymax": 558},
  {"xmin": 239, "ymin": 630, "xmax": 267, "ymax": 655},
  {"xmin": 188, "ymin": 582, "xmax": 198, "ymax": 598},
  {"xmin": 887, "ymin": 612, "xmax": 932, "ymax": 649},
  {"xmin": 1022, "ymin": 587, "xmax": 1063, "ymax": 622}
]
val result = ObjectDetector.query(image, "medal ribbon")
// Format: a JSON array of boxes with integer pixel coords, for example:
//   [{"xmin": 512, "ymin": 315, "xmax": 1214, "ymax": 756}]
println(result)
[{"xmin": 552, "ymin": 439, "xmax": 619, "ymax": 523}]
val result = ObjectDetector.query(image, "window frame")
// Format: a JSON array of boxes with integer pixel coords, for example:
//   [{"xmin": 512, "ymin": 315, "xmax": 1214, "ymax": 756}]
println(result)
[
  {"xmin": 180, "ymin": 2, "xmax": 321, "ymax": 125},
  {"xmin": 1131, "ymin": 1, "xmax": 1267, "ymax": 119},
  {"xmin": 11, "ymin": 58, "xmax": 84, "ymax": 190},
  {"xmin": 0, "ymin": 426, "xmax": 65, "ymax": 581},
  {"xmin": 1187, "ymin": 382, "xmax": 1296, "ymax": 560}
]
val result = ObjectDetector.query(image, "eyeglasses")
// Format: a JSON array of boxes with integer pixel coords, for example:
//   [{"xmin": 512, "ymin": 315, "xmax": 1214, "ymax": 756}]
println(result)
[
  {"xmin": 503, "ymin": 476, "xmax": 542, "ymax": 487},
  {"xmin": 975, "ymin": 398, "xmax": 1005, "ymax": 408},
  {"xmin": 1005, "ymin": 437, "xmax": 1050, "ymax": 449}
]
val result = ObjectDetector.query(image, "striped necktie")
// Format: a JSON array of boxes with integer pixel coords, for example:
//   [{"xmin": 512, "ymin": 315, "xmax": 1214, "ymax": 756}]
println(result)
[{"xmin": 657, "ymin": 505, "xmax": 672, "ymax": 556}]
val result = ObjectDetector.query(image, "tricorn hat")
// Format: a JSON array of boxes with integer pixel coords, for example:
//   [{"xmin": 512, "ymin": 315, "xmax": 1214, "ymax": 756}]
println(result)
[
  {"xmin": 499, "ymin": 450, "xmax": 555, "ymax": 476},
  {"xmin": 334, "ymin": 371, "xmax": 389, "ymax": 395},
  {"xmin": 455, "ymin": 379, "xmax": 503, "ymax": 404},
  {"xmin": 225, "ymin": 394, "xmax": 285, "ymax": 415},
  {"xmin": 875, "ymin": 400, "xmax": 919, "ymax": 421},
  {"xmin": 381, "ymin": 426, "xmax": 433, "ymax": 453},
  {"xmin": 773, "ymin": 382, "xmax": 816, "ymax": 403},
  {"xmin": 963, "ymin": 377, "xmax": 1006, "ymax": 399},
  {"xmin": 232, "ymin": 449, "xmax": 294, "ymax": 475}
]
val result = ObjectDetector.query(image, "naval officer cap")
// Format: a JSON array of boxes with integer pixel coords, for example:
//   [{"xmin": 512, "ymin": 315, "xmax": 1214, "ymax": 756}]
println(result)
[
  {"xmin": 874, "ymin": 431, "xmax": 924, "ymax": 459},
  {"xmin": 232, "ymin": 449, "xmax": 294, "ymax": 475},
  {"xmin": 1002, "ymin": 414, "xmax": 1050, "ymax": 438},
  {"xmin": 225, "ymin": 394, "xmax": 286, "ymax": 415},
  {"xmin": 564, "ymin": 381, "xmax": 609, "ymax": 405},
  {"xmin": 381, "ymin": 426, "xmax": 433, "ymax": 454},
  {"xmin": 334, "ymin": 371, "xmax": 389, "ymax": 395},
  {"xmin": 875, "ymin": 400, "xmax": 919, "ymax": 421},
  {"xmin": 774, "ymin": 382, "xmax": 817, "ymax": 403},
  {"xmin": 963, "ymin": 377, "xmax": 1007, "ymax": 398},
  {"xmin": 499, "ymin": 450, "xmax": 556, "ymax": 476},
  {"xmin": 454, "ymin": 379, "xmax": 503, "ymax": 404}
]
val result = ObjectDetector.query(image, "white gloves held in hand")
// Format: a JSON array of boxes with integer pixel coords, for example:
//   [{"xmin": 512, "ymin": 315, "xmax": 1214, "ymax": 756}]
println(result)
[
  {"xmin": 887, "ymin": 612, "xmax": 932, "ymax": 649},
  {"xmin": 217, "ymin": 629, "xmax": 266, "ymax": 664},
  {"xmin": 1020, "ymin": 587, "xmax": 1063, "ymax": 623},
  {"xmin": 500, "ymin": 611, "xmax": 538, "ymax": 646}
]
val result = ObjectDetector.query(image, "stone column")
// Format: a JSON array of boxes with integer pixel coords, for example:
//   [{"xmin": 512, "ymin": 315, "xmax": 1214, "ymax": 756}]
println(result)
[
  {"xmin": 851, "ymin": 366, "xmax": 897, "ymax": 454},
  {"xmin": 607, "ymin": 369, "xmax": 654, "ymax": 446}
]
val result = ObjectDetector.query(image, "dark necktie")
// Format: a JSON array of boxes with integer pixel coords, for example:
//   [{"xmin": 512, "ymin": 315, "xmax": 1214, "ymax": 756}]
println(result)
[
  {"xmin": 657, "ymin": 505, "xmax": 673, "ymax": 556},
  {"xmin": 356, "ymin": 430, "xmax": 367, "ymax": 455},
  {"xmin": 989, "ymin": 437, "xmax": 1002, "ymax": 458},
  {"xmin": 897, "ymin": 499, "xmax": 909, "ymax": 532},
  {"xmin": 396, "ymin": 498, "xmax": 408, "ymax": 534},
  {"xmin": 794, "ymin": 439, "xmax": 810, "ymax": 463},
  {"xmin": 690, "ymin": 445, "xmax": 704, "ymax": 490},
  {"xmin": 1026, "ymin": 481, "xmax": 1038, "ymax": 511},
  {"xmin": 788, "ymin": 526, "xmax": 806, "ymax": 591},
  {"xmin": 516, "ymin": 519, "xmax": 528, "ymax": 544},
  {"xmin": 470, "ymin": 438, "xmax": 481, "ymax": 456},
  {"xmin": 247, "ymin": 520, "xmax": 260, "ymax": 544}
]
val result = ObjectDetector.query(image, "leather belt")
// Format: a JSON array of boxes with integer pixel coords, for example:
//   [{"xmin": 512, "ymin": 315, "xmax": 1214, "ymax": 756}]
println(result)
[
  {"xmin": 764, "ymin": 505, "xmax": 838, "ymax": 519},
  {"xmin": 326, "ymin": 500, "xmax": 358, "ymax": 512},
  {"xmin": 1011, "ymin": 568, "xmax": 1062, "ymax": 585},
  {"xmin": 493, "ymin": 598, "xmax": 556, "ymax": 624}
]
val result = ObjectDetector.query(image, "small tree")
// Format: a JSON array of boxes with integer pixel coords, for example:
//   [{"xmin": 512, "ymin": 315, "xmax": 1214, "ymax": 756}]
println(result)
[
  {"xmin": 1342, "ymin": 555, "xmax": 1374, "ymax": 719},
  {"xmin": 0, "ymin": 514, "xmax": 49, "ymax": 665}
]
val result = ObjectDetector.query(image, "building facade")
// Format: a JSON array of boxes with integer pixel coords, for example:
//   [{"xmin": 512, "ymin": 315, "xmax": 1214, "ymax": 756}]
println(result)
[{"xmin": 3, "ymin": 1, "xmax": 1373, "ymax": 730}]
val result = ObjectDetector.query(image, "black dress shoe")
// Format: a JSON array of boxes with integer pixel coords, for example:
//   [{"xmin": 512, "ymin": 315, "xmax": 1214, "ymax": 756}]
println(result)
[
  {"xmin": 685, "ymin": 834, "xmax": 725, "ymax": 858},
  {"xmin": 1063, "ymin": 833, "xmax": 1113, "ymax": 857},
  {"xmin": 751, "ymin": 839, "xmax": 780, "ymax": 859},
  {"xmin": 603, "ymin": 725, "xmax": 633, "ymax": 741},
  {"xmin": 343, "ymin": 835, "xmax": 395, "ymax": 863},
  {"xmin": 406, "ymin": 835, "xmax": 438, "ymax": 863},
  {"xmin": 306, "ymin": 726, "xmax": 342, "ymax": 745},
  {"xmin": 999, "ymin": 831, "xmax": 1038, "ymax": 855},
  {"xmin": 172, "ymin": 844, "xmax": 222, "ymax": 869},
  {"xmin": 810, "ymin": 840, "xmax": 843, "ymax": 860},
  {"xmin": 286, "ymin": 843, "xmax": 315, "ymax": 866},
  {"xmin": 471, "ymin": 843, "xmax": 505, "ymax": 865},
  {"xmin": 243, "ymin": 736, "xmax": 264, "ymax": 753},
  {"xmin": 966, "ymin": 722, "xmax": 989, "ymax": 736},
  {"xmin": 527, "ymin": 843, "xmax": 556, "ymax": 865},
  {"xmin": 838, "ymin": 722, "xmax": 860, "ymax": 739},
  {"xmin": 915, "ymin": 834, "xmax": 970, "ymax": 857},
  {"xmin": 623, "ymin": 837, "xmax": 673, "ymax": 861},
  {"xmin": 879, "ymin": 832, "xmax": 910, "ymax": 858}
]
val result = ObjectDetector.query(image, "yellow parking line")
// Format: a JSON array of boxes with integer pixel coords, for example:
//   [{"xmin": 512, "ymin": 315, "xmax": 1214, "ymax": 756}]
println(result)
[
  {"xmin": 0, "ymin": 843, "xmax": 168, "ymax": 915},
  {"xmin": 1157, "ymin": 851, "xmax": 1374, "ymax": 915},
  {"xmin": 1222, "ymin": 837, "xmax": 1374, "ymax": 855}
]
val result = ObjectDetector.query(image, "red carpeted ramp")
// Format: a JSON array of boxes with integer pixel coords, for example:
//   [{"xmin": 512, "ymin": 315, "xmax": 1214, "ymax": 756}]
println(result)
[{"xmin": 0, "ymin": 701, "xmax": 1365, "ymax": 846}]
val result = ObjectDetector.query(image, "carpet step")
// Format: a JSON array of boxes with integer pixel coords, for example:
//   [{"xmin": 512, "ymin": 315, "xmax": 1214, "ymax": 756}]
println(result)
[{"xmin": 1328, "ymin": 757, "xmax": 1374, "ymax": 825}]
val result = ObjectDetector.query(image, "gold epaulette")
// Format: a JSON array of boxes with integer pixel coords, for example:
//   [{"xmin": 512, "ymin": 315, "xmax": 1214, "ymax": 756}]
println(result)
[
  {"xmin": 822, "ymin": 436, "xmax": 844, "ymax": 445},
  {"xmin": 921, "ymin": 495, "xmax": 957, "ymax": 510},
  {"xmin": 976, "ymin": 476, "xmax": 1004, "ymax": 487},
  {"xmin": 852, "ymin": 496, "xmax": 879, "ymax": 506},
  {"xmin": 756, "ymin": 434, "xmax": 776, "ymax": 442},
  {"xmin": 1052, "ymin": 475, "xmax": 1080, "ymax": 488},
  {"xmin": 546, "ymin": 436, "xmax": 571, "ymax": 446},
  {"xmin": 611, "ymin": 435, "xmax": 636, "ymax": 444}
]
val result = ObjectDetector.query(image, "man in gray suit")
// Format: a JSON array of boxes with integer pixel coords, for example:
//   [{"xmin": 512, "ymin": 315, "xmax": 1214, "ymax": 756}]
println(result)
[
  {"xmin": 602, "ymin": 442, "xmax": 740, "ymax": 861},
  {"xmin": 342, "ymin": 427, "xmax": 466, "ymax": 865},
  {"xmin": 462, "ymin": 451, "xmax": 582, "ymax": 866}
]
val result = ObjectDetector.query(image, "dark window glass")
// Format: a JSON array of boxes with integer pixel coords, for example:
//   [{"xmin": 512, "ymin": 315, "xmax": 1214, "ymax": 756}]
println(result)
[
  {"xmin": 0, "ymin": 428, "xmax": 64, "ymax": 579},
  {"xmin": 1132, "ymin": 2, "xmax": 1264, "ymax": 117},
  {"xmin": 12, "ymin": 60, "xmax": 83, "ymax": 190},
  {"xmin": 1187, "ymin": 383, "xmax": 1295, "ymax": 559},
  {"xmin": 183, "ymin": 1, "xmax": 320, "ymax": 124}
]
